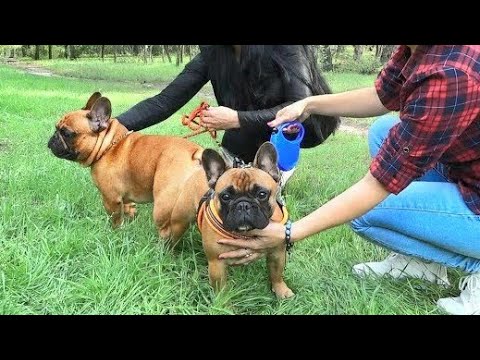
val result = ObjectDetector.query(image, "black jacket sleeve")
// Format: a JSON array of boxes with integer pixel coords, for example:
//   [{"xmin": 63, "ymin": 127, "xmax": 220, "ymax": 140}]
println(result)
[
  {"xmin": 116, "ymin": 53, "xmax": 209, "ymax": 131},
  {"xmin": 237, "ymin": 102, "xmax": 293, "ymax": 132}
]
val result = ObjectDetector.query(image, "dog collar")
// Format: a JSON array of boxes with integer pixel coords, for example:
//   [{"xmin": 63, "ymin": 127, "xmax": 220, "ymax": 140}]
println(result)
[
  {"xmin": 82, "ymin": 119, "xmax": 133, "ymax": 167},
  {"xmin": 196, "ymin": 190, "xmax": 289, "ymax": 240}
]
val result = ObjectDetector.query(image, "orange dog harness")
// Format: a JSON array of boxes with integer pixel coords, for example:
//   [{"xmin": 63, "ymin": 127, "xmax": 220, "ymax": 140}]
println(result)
[{"xmin": 196, "ymin": 189, "xmax": 289, "ymax": 240}]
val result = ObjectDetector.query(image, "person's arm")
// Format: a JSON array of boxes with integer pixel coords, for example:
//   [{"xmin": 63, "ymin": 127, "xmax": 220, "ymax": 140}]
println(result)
[
  {"xmin": 217, "ymin": 171, "xmax": 389, "ymax": 264},
  {"xmin": 291, "ymin": 171, "xmax": 388, "ymax": 240},
  {"xmin": 268, "ymin": 87, "xmax": 389, "ymax": 128},
  {"xmin": 116, "ymin": 53, "xmax": 209, "ymax": 131},
  {"xmin": 268, "ymin": 46, "xmax": 410, "ymax": 128},
  {"xmin": 306, "ymin": 87, "xmax": 388, "ymax": 118}
]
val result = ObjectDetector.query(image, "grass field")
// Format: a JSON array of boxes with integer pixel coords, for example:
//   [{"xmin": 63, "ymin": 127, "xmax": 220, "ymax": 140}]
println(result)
[
  {"xmin": 33, "ymin": 58, "xmax": 375, "ymax": 92},
  {"xmin": 0, "ymin": 62, "xmax": 459, "ymax": 314}
]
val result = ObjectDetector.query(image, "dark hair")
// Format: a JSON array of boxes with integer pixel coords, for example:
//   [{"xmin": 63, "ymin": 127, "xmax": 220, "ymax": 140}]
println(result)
[{"xmin": 201, "ymin": 45, "xmax": 340, "ymax": 147}]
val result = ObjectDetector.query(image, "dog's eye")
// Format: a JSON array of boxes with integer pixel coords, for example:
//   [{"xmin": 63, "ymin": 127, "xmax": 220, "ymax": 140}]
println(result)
[
  {"xmin": 257, "ymin": 191, "xmax": 269, "ymax": 200},
  {"xmin": 221, "ymin": 193, "xmax": 231, "ymax": 202},
  {"xmin": 61, "ymin": 128, "xmax": 75, "ymax": 138}
]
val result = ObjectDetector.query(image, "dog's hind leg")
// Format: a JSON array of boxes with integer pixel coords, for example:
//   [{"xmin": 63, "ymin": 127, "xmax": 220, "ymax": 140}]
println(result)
[
  {"xmin": 153, "ymin": 200, "xmax": 174, "ymax": 243},
  {"xmin": 153, "ymin": 194, "xmax": 183, "ymax": 249}
]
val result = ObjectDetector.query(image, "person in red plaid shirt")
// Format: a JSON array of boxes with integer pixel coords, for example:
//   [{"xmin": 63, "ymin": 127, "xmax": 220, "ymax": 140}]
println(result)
[{"xmin": 218, "ymin": 45, "xmax": 480, "ymax": 315}]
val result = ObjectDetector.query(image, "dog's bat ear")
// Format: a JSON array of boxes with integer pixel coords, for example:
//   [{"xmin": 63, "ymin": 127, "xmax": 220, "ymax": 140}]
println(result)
[
  {"xmin": 253, "ymin": 142, "xmax": 281, "ymax": 183},
  {"xmin": 202, "ymin": 149, "xmax": 227, "ymax": 188},
  {"xmin": 87, "ymin": 97, "xmax": 111, "ymax": 132},
  {"xmin": 83, "ymin": 92, "xmax": 102, "ymax": 110}
]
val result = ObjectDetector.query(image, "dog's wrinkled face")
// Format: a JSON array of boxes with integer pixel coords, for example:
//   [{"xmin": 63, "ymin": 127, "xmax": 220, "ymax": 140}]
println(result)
[
  {"xmin": 202, "ymin": 142, "xmax": 281, "ymax": 232},
  {"xmin": 47, "ymin": 92, "xmax": 112, "ymax": 162}
]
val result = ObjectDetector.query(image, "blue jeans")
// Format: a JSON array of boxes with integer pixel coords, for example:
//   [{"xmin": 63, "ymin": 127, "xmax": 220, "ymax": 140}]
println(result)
[{"xmin": 350, "ymin": 114, "xmax": 480, "ymax": 273}]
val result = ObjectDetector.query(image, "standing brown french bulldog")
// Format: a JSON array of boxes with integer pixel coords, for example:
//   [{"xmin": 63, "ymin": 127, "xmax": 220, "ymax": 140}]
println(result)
[
  {"xmin": 48, "ymin": 93, "xmax": 293, "ymax": 298},
  {"xmin": 174, "ymin": 142, "xmax": 294, "ymax": 299},
  {"xmin": 47, "ymin": 92, "xmax": 204, "ymax": 243}
]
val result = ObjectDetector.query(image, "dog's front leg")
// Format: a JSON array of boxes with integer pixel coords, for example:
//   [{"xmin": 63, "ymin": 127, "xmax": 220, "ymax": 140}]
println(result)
[
  {"xmin": 267, "ymin": 246, "xmax": 295, "ymax": 299},
  {"xmin": 207, "ymin": 259, "xmax": 227, "ymax": 293},
  {"xmin": 101, "ymin": 194, "xmax": 124, "ymax": 228}
]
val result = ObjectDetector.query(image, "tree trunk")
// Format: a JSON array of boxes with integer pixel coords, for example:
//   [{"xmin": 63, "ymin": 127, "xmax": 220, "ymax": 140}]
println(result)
[
  {"xmin": 380, "ymin": 45, "xmax": 395, "ymax": 63},
  {"xmin": 100, "ymin": 45, "xmax": 105, "ymax": 61},
  {"xmin": 143, "ymin": 45, "xmax": 148, "ymax": 64},
  {"xmin": 133, "ymin": 45, "xmax": 139, "ymax": 56},
  {"xmin": 160, "ymin": 45, "xmax": 165, "ymax": 61},
  {"xmin": 149, "ymin": 45, "xmax": 153, "ymax": 63},
  {"xmin": 64, "ymin": 45, "xmax": 68, "ymax": 59},
  {"xmin": 69, "ymin": 45, "xmax": 76, "ymax": 60},
  {"xmin": 48, "ymin": 45, "xmax": 52, "ymax": 59},
  {"xmin": 176, "ymin": 45, "xmax": 184, "ymax": 66},
  {"xmin": 113, "ymin": 45, "xmax": 117, "ymax": 63},
  {"xmin": 21, "ymin": 45, "xmax": 28, "ymax": 57},
  {"xmin": 34, "ymin": 45, "xmax": 40, "ymax": 60},
  {"xmin": 319, "ymin": 45, "xmax": 333, "ymax": 71},
  {"xmin": 353, "ymin": 45, "xmax": 364, "ymax": 61},
  {"xmin": 164, "ymin": 45, "xmax": 172, "ymax": 63}
]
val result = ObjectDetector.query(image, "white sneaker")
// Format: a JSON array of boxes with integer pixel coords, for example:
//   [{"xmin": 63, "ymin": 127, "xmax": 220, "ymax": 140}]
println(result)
[
  {"xmin": 437, "ymin": 273, "xmax": 480, "ymax": 315},
  {"xmin": 352, "ymin": 252, "xmax": 451, "ymax": 287}
]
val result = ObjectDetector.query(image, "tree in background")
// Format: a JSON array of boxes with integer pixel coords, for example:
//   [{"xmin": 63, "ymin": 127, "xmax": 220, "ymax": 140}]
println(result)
[{"xmin": 4, "ymin": 45, "xmax": 395, "ymax": 74}]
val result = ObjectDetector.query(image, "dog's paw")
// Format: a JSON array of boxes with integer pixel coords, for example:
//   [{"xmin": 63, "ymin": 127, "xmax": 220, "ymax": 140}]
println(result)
[
  {"xmin": 124, "ymin": 203, "xmax": 137, "ymax": 219},
  {"xmin": 272, "ymin": 282, "xmax": 295, "ymax": 299}
]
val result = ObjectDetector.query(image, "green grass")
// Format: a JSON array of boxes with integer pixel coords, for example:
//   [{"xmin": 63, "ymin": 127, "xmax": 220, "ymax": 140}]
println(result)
[
  {"xmin": 0, "ymin": 64, "xmax": 458, "ymax": 315},
  {"xmin": 31, "ymin": 57, "xmax": 374, "ymax": 92},
  {"xmin": 34, "ymin": 57, "xmax": 188, "ymax": 84},
  {"xmin": 29, "ymin": 57, "xmax": 378, "ymax": 128}
]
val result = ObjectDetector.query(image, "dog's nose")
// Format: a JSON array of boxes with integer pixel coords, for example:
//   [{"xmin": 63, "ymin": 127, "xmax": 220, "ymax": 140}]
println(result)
[
  {"xmin": 47, "ymin": 136, "xmax": 55, "ymax": 149},
  {"xmin": 236, "ymin": 201, "xmax": 252, "ymax": 212}
]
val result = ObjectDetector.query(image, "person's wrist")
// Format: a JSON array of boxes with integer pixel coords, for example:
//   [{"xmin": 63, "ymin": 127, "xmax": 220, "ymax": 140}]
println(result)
[
  {"xmin": 284, "ymin": 220, "xmax": 293, "ymax": 251},
  {"xmin": 290, "ymin": 222, "xmax": 302, "ymax": 242},
  {"xmin": 302, "ymin": 98, "xmax": 313, "ymax": 117},
  {"xmin": 232, "ymin": 110, "xmax": 240, "ymax": 129}
]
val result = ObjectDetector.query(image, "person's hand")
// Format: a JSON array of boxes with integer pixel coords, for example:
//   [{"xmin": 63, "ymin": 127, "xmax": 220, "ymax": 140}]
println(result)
[
  {"xmin": 201, "ymin": 106, "xmax": 240, "ymax": 130},
  {"xmin": 268, "ymin": 99, "xmax": 310, "ymax": 128},
  {"xmin": 217, "ymin": 222, "xmax": 286, "ymax": 266}
]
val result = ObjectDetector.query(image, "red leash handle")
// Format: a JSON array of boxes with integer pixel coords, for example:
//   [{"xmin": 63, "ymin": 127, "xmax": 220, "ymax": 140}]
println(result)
[{"xmin": 181, "ymin": 102, "xmax": 218, "ymax": 140}]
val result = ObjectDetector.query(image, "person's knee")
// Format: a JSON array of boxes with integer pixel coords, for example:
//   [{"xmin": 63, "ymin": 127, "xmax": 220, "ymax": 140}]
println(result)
[
  {"xmin": 368, "ymin": 114, "xmax": 399, "ymax": 143},
  {"xmin": 368, "ymin": 114, "xmax": 400, "ymax": 157},
  {"xmin": 350, "ymin": 215, "xmax": 370, "ymax": 235}
]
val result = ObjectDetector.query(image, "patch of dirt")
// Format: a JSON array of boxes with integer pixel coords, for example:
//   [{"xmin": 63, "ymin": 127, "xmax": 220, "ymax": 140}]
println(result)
[
  {"xmin": 9, "ymin": 60, "xmax": 56, "ymax": 77},
  {"xmin": 339, "ymin": 118, "xmax": 368, "ymax": 136}
]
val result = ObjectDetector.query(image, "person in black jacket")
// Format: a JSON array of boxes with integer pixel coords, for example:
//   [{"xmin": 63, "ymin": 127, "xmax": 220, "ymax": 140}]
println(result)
[{"xmin": 117, "ymin": 45, "xmax": 340, "ymax": 186}]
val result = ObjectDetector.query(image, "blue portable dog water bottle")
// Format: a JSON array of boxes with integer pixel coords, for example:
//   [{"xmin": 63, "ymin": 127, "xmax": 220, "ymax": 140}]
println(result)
[{"xmin": 270, "ymin": 121, "xmax": 305, "ymax": 171}]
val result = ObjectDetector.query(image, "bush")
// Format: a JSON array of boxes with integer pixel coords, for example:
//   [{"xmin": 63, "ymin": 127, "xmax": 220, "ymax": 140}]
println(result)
[{"xmin": 335, "ymin": 56, "xmax": 383, "ymax": 75}]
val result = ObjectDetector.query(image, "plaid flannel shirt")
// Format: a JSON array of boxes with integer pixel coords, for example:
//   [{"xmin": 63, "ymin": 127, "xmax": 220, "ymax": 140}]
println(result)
[{"xmin": 371, "ymin": 45, "xmax": 480, "ymax": 215}]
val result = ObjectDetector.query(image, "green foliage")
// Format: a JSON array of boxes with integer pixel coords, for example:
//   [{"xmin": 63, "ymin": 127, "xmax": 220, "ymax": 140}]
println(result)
[
  {"xmin": 336, "ymin": 56, "xmax": 383, "ymax": 75},
  {"xmin": 332, "ymin": 46, "xmax": 383, "ymax": 74}
]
